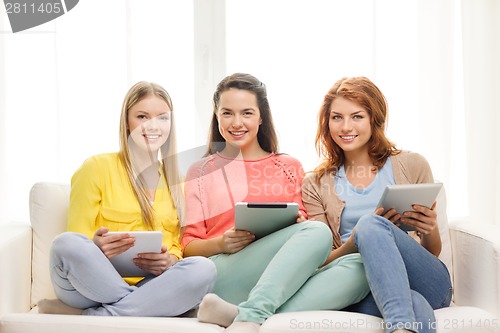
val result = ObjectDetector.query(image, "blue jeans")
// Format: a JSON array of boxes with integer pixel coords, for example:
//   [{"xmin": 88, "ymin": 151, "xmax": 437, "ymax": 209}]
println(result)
[
  {"xmin": 50, "ymin": 232, "xmax": 216, "ymax": 316},
  {"xmin": 345, "ymin": 214, "xmax": 452, "ymax": 333}
]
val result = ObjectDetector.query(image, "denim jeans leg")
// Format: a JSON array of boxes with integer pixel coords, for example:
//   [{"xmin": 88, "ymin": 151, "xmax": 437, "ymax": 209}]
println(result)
[
  {"xmin": 409, "ymin": 290, "xmax": 436, "ymax": 333},
  {"xmin": 343, "ymin": 291, "xmax": 437, "ymax": 333},
  {"xmin": 354, "ymin": 214, "xmax": 452, "ymax": 333},
  {"xmin": 342, "ymin": 292, "xmax": 381, "ymax": 318}
]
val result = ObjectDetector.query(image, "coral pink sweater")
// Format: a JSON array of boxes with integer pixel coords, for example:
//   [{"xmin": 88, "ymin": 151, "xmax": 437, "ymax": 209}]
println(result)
[{"xmin": 182, "ymin": 153, "xmax": 306, "ymax": 248}]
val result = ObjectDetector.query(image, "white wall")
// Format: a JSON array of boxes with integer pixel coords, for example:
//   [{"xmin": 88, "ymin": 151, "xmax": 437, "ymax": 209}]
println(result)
[
  {"xmin": 0, "ymin": 8, "xmax": 6, "ymax": 224},
  {"xmin": 193, "ymin": 0, "xmax": 226, "ymax": 144}
]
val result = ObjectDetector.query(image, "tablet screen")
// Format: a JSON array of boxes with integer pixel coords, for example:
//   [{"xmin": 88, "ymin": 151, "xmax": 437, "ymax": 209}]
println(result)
[
  {"xmin": 105, "ymin": 231, "xmax": 162, "ymax": 277},
  {"xmin": 376, "ymin": 183, "xmax": 443, "ymax": 232},
  {"xmin": 234, "ymin": 202, "xmax": 299, "ymax": 239}
]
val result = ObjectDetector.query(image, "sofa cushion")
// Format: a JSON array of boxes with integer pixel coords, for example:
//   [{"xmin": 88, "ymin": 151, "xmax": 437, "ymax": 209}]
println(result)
[
  {"xmin": 260, "ymin": 311, "xmax": 384, "ymax": 333},
  {"xmin": 260, "ymin": 307, "xmax": 499, "ymax": 333},
  {"xmin": 450, "ymin": 222, "xmax": 500, "ymax": 316},
  {"xmin": 29, "ymin": 182, "xmax": 70, "ymax": 307},
  {"xmin": 0, "ymin": 224, "xmax": 32, "ymax": 314},
  {"xmin": 0, "ymin": 314, "xmax": 223, "ymax": 333},
  {"xmin": 434, "ymin": 306, "xmax": 500, "ymax": 333}
]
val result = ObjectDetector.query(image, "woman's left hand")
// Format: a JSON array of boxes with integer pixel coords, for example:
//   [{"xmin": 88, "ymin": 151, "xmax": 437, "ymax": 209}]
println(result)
[
  {"xmin": 399, "ymin": 202, "xmax": 437, "ymax": 235},
  {"xmin": 133, "ymin": 245, "xmax": 178, "ymax": 276},
  {"xmin": 296, "ymin": 211, "xmax": 307, "ymax": 223}
]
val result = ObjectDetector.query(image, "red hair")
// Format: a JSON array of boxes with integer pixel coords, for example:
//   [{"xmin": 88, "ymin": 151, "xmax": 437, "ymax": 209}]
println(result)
[{"xmin": 314, "ymin": 76, "xmax": 400, "ymax": 179}]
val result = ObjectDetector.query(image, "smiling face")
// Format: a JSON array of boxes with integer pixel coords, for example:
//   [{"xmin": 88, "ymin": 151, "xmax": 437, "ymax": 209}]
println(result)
[
  {"xmin": 216, "ymin": 88, "xmax": 263, "ymax": 156},
  {"xmin": 329, "ymin": 96, "xmax": 372, "ymax": 157},
  {"xmin": 127, "ymin": 95, "xmax": 171, "ymax": 155}
]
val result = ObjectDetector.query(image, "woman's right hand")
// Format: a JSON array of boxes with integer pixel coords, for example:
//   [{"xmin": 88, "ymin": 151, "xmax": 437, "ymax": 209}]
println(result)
[
  {"xmin": 220, "ymin": 227, "xmax": 255, "ymax": 254},
  {"xmin": 343, "ymin": 229, "xmax": 358, "ymax": 253},
  {"xmin": 92, "ymin": 227, "xmax": 135, "ymax": 259}
]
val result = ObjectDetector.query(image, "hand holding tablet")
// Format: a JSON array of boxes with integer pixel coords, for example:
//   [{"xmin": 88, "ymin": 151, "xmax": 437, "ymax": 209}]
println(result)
[
  {"xmin": 376, "ymin": 183, "xmax": 443, "ymax": 232},
  {"xmin": 104, "ymin": 231, "xmax": 163, "ymax": 277}
]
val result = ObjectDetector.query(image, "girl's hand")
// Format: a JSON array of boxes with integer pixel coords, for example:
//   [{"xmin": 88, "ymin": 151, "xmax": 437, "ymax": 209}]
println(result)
[
  {"xmin": 399, "ymin": 202, "xmax": 437, "ymax": 235},
  {"xmin": 321, "ymin": 228, "xmax": 358, "ymax": 267},
  {"xmin": 133, "ymin": 245, "xmax": 177, "ymax": 276},
  {"xmin": 93, "ymin": 227, "xmax": 135, "ymax": 259},
  {"xmin": 220, "ymin": 228, "xmax": 255, "ymax": 254},
  {"xmin": 375, "ymin": 206, "xmax": 401, "ymax": 225},
  {"xmin": 296, "ymin": 211, "xmax": 307, "ymax": 222}
]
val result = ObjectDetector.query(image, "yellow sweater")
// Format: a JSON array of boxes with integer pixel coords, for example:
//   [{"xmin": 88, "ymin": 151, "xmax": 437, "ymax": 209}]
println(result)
[{"xmin": 68, "ymin": 153, "xmax": 183, "ymax": 264}]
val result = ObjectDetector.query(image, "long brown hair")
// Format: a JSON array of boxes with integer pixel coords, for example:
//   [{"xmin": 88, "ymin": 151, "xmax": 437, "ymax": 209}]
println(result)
[
  {"xmin": 204, "ymin": 73, "xmax": 278, "ymax": 156},
  {"xmin": 314, "ymin": 76, "xmax": 400, "ymax": 179},
  {"xmin": 118, "ymin": 81, "xmax": 184, "ymax": 229}
]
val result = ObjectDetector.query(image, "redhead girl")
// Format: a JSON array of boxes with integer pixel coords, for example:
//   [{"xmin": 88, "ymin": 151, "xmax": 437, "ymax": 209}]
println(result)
[{"xmin": 303, "ymin": 76, "xmax": 452, "ymax": 333}]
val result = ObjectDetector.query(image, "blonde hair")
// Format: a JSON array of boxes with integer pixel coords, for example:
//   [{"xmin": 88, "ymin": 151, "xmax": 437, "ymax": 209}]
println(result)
[{"xmin": 118, "ymin": 81, "xmax": 184, "ymax": 229}]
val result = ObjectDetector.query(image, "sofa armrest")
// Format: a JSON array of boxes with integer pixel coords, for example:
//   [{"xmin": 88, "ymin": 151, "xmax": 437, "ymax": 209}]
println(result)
[
  {"xmin": 449, "ymin": 220, "xmax": 500, "ymax": 316},
  {"xmin": 0, "ymin": 223, "xmax": 32, "ymax": 315}
]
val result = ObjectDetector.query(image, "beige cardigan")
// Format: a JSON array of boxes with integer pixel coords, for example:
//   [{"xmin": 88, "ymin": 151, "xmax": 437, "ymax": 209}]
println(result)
[{"xmin": 302, "ymin": 151, "xmax": 434, "ymax": 249}]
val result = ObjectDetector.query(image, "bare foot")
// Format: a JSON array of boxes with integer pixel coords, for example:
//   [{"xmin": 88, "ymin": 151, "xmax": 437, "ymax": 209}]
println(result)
[
  {"xmin": 197, "ymin": 293, "xmax": 238, "ymax": 327},
  {"xmin": 37, "ymin": 299, "xmax": 83, "ymax": 315}
]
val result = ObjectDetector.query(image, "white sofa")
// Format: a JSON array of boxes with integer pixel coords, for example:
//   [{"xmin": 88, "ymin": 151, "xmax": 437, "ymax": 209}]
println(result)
[{"xmin": 0, "ymin": 182, "xmax": 499, "ymax": 333}]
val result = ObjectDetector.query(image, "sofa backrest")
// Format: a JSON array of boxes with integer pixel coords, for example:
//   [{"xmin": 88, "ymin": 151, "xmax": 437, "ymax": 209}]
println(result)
[
  {"xmin": 27, "ymin": 181, "xmax": 453, "ymax": 309},
  {"xmin": 29, "ymin": 182, "xmax": 70, "ymax": 308}
]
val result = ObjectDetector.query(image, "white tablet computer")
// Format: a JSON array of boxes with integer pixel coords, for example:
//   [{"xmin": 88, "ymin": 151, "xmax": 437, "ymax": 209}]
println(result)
[
  {"xmin": 234, "ymin": 202, "xmax": 299, "ymax": 239},
  {"xmin": 376, "ymin": 183, "xmax": 443, "ymax": 232},
  {"xmin": 105, "ymin": 231, "xmax": 162, "ymax": 277}
]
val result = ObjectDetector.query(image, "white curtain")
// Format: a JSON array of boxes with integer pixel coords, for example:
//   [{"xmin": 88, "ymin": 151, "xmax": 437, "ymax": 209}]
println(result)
[
  {"xmin": 1, "ymin": 0, "xmax": 196, "ymax": 224},
  {"xmin": 224, "ymin": 0, "xmax": 499, "ymax": 225},
  {"xmin": 1, "ymin": 0, "xmax": 499, "ymax": 226},
  {"xmin": 461, "ymin": 0, "xmax": 500, "ymax": 226},
  {"xmin": 224, "ymin": 0, "xmax": 461, "ymax": 218},
  {"xmin": 0, "ymin": 12, "xmax": 6, "ymax": 225}
]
